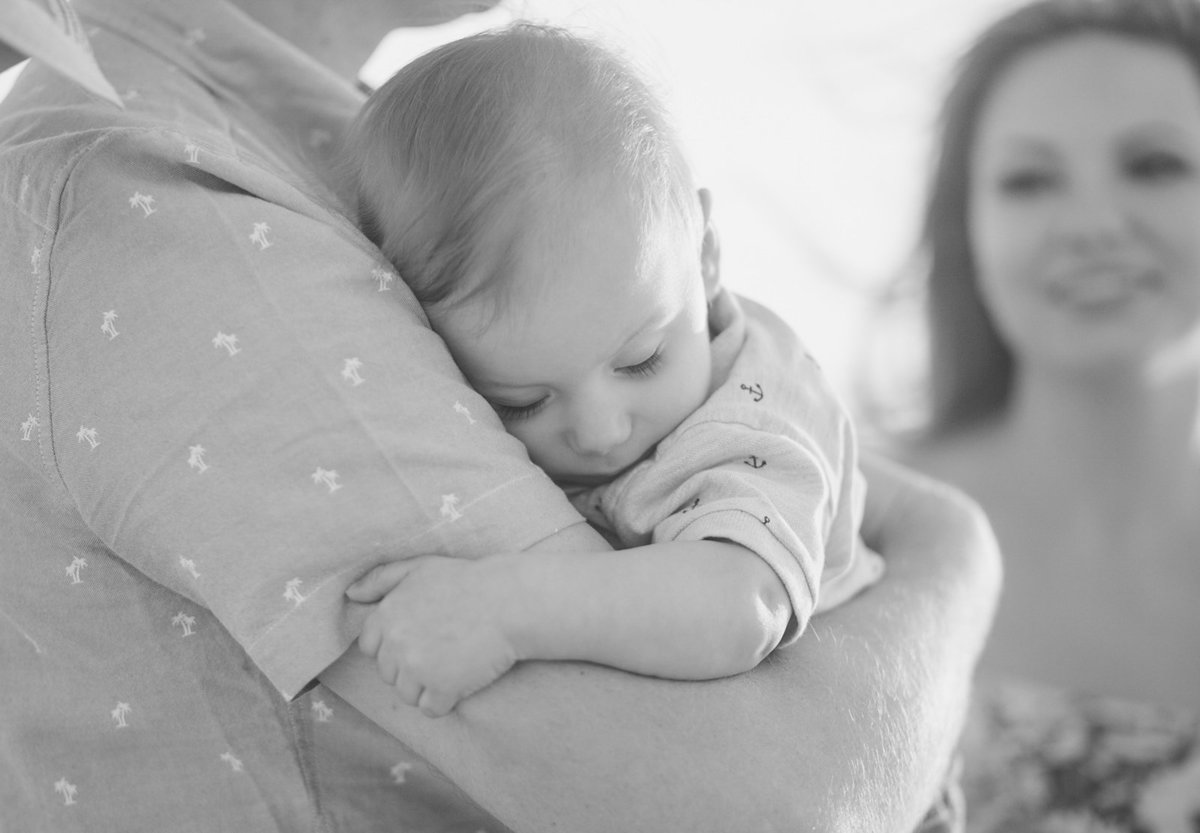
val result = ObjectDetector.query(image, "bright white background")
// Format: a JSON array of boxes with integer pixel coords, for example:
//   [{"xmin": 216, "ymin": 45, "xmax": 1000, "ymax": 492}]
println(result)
[
  {"xmin": 4, "ymin": 0, "xmax": 1029, "ymax": 405},
  {"xmin": 364, "ymin": 0, "xmax": 1028, "ymax": 406}
]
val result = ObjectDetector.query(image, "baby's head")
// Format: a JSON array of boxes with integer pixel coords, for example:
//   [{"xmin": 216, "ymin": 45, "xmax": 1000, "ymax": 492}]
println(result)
[{"xmin": 345, "ymin": 23, "xmax": 720, "ymax": 485}]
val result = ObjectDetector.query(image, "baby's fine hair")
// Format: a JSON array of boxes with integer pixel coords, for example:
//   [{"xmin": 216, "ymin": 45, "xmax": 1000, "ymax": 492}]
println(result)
[{"xmin": 343, "ymin": 23, "xmax": 699, "ymax": 312}]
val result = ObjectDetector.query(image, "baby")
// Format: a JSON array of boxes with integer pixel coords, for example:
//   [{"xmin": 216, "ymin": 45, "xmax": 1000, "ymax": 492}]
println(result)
[{"xmin": 341, "ymin": 23, "xmax": 884, "ymax": 718}]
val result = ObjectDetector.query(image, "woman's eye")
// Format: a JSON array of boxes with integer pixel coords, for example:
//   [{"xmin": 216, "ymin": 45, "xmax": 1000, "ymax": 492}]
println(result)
[
  {"xmin": 998, "ymin": 169, "xmax": 1057, "ymax": 197},
  {"xmin": 619, "ymin": 349, "xmax": 663, "ymax": 378},
  {"xmin": 491, "ymin": 398, "xmax": 546, "ymax": 422},
  {"xmin": 1126, "ymin": 151, "xmax": 1191, "ymax": 182}
]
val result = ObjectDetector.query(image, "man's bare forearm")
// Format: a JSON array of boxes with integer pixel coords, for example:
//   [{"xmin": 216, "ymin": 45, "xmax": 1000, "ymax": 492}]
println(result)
[{"xmin": 322, "ymin": 471, "xmax": 1001, "ymax": 832}]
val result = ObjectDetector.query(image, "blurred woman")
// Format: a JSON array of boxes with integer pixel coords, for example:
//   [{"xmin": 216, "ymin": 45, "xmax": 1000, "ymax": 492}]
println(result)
[{"xmin": 871, "ymin": 0, "xmax": 1200, "ymax": 827}]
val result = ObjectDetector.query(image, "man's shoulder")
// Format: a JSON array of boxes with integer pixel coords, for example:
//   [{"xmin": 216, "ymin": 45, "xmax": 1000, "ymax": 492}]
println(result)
[
  {"xmin": 0, "ymin": 117, "xmax": 224, "ymax": 282},
  {"xmin": 2, "ymin": 65, "xmax": 271, "ymax": 201},
  {"xmin": 1, "ymin": 88, "xmax": 210, "ymax": 227},
  {"xmin": 2, "ymin": 96, "xmax": 345, "ymax": 270}
]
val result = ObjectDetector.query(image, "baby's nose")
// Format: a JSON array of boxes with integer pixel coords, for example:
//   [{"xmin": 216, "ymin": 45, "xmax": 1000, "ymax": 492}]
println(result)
[{"xmin": 567, "ymin": 403, "xmax": 632, "ymax": 457}]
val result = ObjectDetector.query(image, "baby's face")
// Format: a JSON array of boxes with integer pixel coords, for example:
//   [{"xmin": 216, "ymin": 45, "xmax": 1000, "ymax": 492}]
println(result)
[{"xmin": 432, "ymin": 192, "xmax": 713, "ymax": 486}]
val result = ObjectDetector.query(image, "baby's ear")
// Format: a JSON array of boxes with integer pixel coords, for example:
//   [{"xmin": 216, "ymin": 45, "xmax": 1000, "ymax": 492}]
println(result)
[{"xmin": 698, "ymin": 188, "xmax": 721, "ymax": 299}]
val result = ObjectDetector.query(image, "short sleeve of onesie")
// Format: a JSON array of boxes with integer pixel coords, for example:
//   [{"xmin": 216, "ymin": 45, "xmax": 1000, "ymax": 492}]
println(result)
[{"xmin": 572, "ymin": 291, "xmax": 883, "ymax": 644}]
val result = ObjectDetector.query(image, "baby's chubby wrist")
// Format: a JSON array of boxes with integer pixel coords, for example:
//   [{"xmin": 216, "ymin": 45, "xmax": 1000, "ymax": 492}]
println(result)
[
  {"xmin": 481, "ymin": 549, "xmax": 588, "ymax": 664},
  {"xmin": 478, "ymin": 551, "xmax": 559, "ymax": 662}
]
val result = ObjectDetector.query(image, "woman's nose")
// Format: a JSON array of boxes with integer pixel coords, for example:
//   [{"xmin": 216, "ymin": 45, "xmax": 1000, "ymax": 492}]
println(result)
[
  {"xmin": 566, "ymin": 398, "xmax": 632, "ymax": 457},
  {"xmin": 1058, "ymin": 179, "xmax": 1127, "ymax": 251}
]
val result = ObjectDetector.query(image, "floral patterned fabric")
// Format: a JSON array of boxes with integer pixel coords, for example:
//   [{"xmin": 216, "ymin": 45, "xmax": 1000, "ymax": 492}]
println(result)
[{"xmin": 961, "ymin": 679, "xmax": 1200, "ymax": 833}]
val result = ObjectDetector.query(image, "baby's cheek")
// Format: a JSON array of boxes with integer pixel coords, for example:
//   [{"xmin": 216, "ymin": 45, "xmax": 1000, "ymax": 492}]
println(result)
[
  {"xmin": 512, "ymin": 422, "xmax": 577, "ymax": 480},
  {"xmin": 508, "ymin": 422, "xmax": 551, "ymax": 460},
  {"xmin": 660, "ymin": 373, "xmax": 706, "ymax": 435}
]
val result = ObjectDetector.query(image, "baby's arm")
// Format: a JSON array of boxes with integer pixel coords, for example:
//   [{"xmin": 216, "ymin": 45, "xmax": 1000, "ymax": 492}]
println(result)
[{"xmin": 346, "ymin": 539, "xmax": 789, "ymax": 716}]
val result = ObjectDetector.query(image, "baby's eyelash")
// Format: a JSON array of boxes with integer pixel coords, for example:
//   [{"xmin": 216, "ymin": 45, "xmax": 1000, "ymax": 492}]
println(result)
[
  {"xmin": 620, "ymin": 349, "xmax": 663, "ymax": 378},
  {"xmin": 492, "ymin": 398, "xmax": 546, "ymax": 422}
]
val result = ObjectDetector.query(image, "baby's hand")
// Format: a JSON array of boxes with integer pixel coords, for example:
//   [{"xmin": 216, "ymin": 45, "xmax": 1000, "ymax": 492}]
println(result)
[{"xmin": 346, "ymin": 555, "xmax": 523, "ymax": 717}]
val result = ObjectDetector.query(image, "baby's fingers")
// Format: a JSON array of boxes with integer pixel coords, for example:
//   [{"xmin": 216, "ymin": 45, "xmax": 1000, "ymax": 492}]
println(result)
[
  {"xmin": 346, "ymin": 559, "xmax": 421, "ymax": 603},
  {"xmin": 391, "ymin": 673, "xmax": 424, "ymax": 711},
  {"xmin": 370, "ymin": 639, "xmax": 424, "ymax": 707},
  {"xmin": 356, "ymin": 610, "xmax": 384, "ymax": 657},
  {"xmin": 417, "ymin": 688, "xmax": 458, "ymax": 719}
]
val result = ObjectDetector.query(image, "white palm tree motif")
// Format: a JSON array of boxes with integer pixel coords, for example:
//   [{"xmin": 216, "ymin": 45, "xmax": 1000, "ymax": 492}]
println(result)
[
  {"xmin": 179, "ymin": 556, "xmax": 201, "ymax": 580},
  {"xmin": 101, "ymin": 310, "xmax": 119, "ymax": 340},
  {"xmin": 390, "ymin": 761, "xmax": 413, "ymax": 785},
  {"xmin": 184, "ymin": 142, "xmax": 201, "ymax": 163},
  {"xmin": 76, "ymin": 426, "xmax": 99, "ymax": 449},
  {"xmin": 453, "ymin": 401, "xmax": 477, "ymax": 425},
  {"xmin": 110, "ymin": 702, "xmax": 131, "ymax": 728},
  {"xmin": 440, "ymin": 494, "xmax": 463, "ymax": 522},
  {"xmin": 171, "ymin": 611, "xmax": 196, "ymax": 636},
  {"xmin": 249, "ymin": 222, "xmax": 273, "ymax": 250},
  {"xmin": 31, "ymin": 246, "xmax": 41, "ymax": 273},
  {"xmin": 371, "ymin": 267, "xmax": 396, "ymax": 292},
  {"xmin": 187, "ymin": 445, "xmax": 209, "ymax": 473},
  {"xmin": 128, "ymin": 191, "xmax": 156, "ymax": 217},
  {"xmin": 65, "ymin": 556, "xmax": 87, "ymax": 584},
  {"xmin": 219, "ymin": 751, "xmax": 243, "ymax": 772},
  {"xmin": 341, "ymin": 358, "xmax": 365, "ymax": 387},
  {"xmin": 212, "ymin": 331, "xmax": 241, "ymax": 356},
  {"xmin": 53, "ymin": 777, "xmax": 77, "ymax": 805},
  {"xmin": 311, "ymin": 468, "xmax": 342, "ymax": 493},
  {"xmin": 311, "ymin": 700, "xmax": 333, "ymax": 722},
  {"xmin": 20, "ymin": 414, "xmax": 39, "ymax": 442},
  {"xmin": 283, "ymin": 578, "xmax": 308, "ymax": 607}
]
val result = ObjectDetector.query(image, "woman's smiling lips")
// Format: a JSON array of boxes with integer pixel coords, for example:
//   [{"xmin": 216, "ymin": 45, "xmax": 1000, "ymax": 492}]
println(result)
[{"xmin": 1042, "ymin": 264, "xmax": 1164, "ymax": 310}]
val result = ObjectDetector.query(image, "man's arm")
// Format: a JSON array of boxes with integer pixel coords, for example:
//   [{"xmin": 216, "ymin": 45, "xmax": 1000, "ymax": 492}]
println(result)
[
  {"xmin": 346, "ymin": 538, "xmax": 790, "ymax": 716},
  {"xmin": 322, "ymin": 456, "xmax": 1002, "ymax": 832}
]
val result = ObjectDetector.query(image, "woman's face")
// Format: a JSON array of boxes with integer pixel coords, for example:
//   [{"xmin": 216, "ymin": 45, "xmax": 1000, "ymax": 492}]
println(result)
[{"xmin": 969, "ymin": 34, "xmax": 1200, "ymax": 376}]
